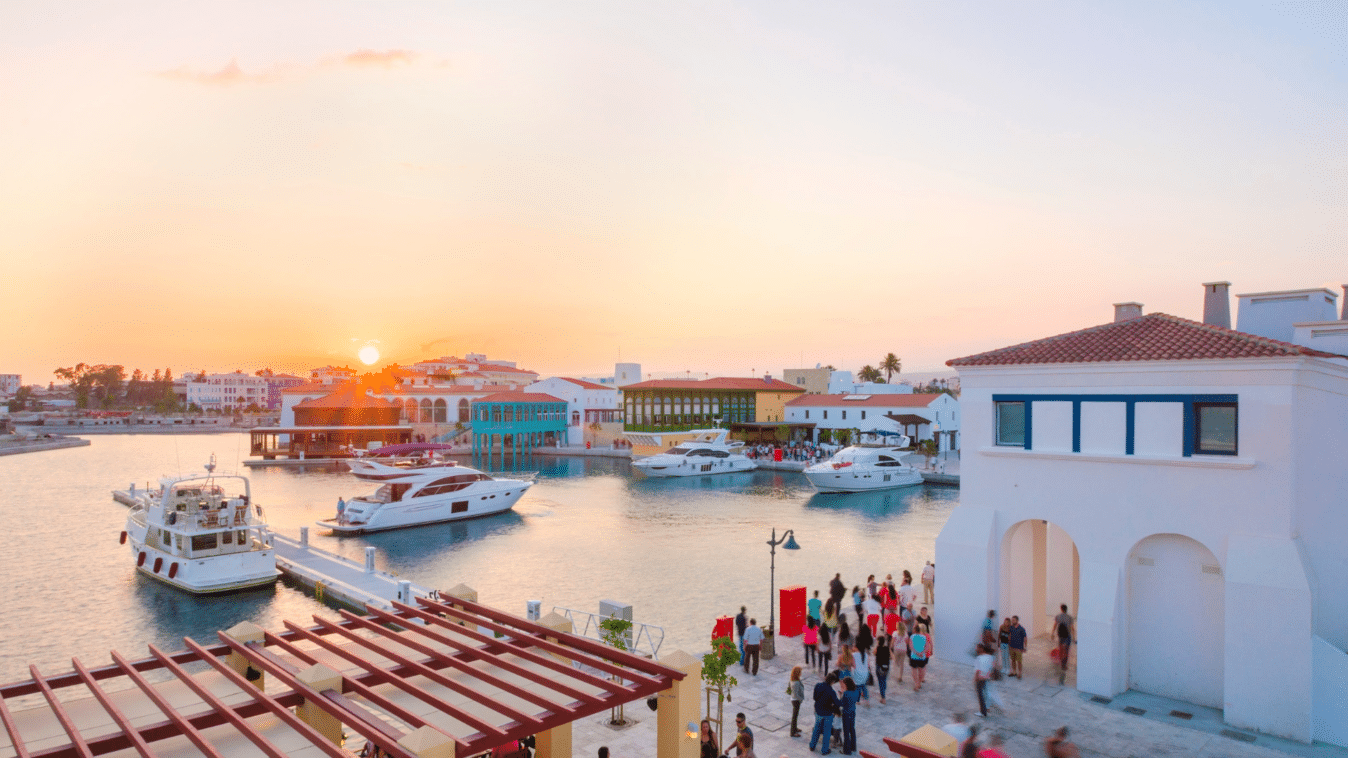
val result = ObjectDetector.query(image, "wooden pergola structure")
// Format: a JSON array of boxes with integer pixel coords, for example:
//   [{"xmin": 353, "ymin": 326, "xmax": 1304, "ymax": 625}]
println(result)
[{"xmin": 0, "ymin": 594, "xmax": 689, "ymax": 758}]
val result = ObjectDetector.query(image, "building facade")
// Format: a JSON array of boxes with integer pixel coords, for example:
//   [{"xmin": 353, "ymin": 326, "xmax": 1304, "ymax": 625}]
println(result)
[
  {"xmin": 784, "ymin": 392, "xmax": 959, "ymax": 450},
  {"xmin": 469, "ymin": 392, "xmax": 569, "ymax": 455},
  {"xmin": 526, "ymin": 377, "xmax": 621, "ymax": 446},
  {"xmin": 935, "ymin": 295, "xmax": 1348, "ymax": 747},
  {"xmin": 0, "ymin": 375, "xmax": 20, "ymax": 396},
  {"xmin": 621, "ymin": 376, "xmax": 805, "ymax": 432},
  {"xmin": 186, "ymin": 372, "xmax": 269, "ymax": 412}
]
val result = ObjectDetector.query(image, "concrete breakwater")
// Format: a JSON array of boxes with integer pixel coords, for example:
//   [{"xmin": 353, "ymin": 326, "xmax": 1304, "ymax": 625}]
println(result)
[{"xmin": 0, "ymin": 435, "xmax": 91, "ymax": 456}]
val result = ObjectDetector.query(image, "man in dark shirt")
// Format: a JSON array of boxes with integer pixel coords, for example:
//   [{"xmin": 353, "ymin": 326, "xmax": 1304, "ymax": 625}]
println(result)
[
  {"xmin": 809, "ymin": 673, "xmax": 841, "ymax": 755},
  {"xmin": 1007, "ymin": 616, "xmax": 1027, "ymax": 679},
  {"xmin": 829, "ymin": 574, "xmax": 846, "ymax": 607},
  {"xmin": 735, "ymin": 606, "xmax": 748, "ymax": 662}
]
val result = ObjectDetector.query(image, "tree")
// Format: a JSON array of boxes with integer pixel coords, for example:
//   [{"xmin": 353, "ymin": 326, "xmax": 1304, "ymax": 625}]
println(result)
[
  {"xmin": 858, "ymin": 365, "xmax": 884, "ymax": 383},
  {"xmin": 774, "ymin": 424, "xmax": 791, "ymax": 444},
  {"xmin": 919, "ymin": 437, "xmax": 939, "ymax": 468},
  {"xmin": 835, "ymin": 428, "xmax": 853, "ymax": 446},
  {"xmin": 7, "ymin": 386, "xmax": 32, "ymax": 412},
  {"xmin": 599, "ymin": 616, "xmax": 635, "ymax": 725},
  {"xmin": 54, "ymin": 363, "xmax": 125, "ymax": 409},
  {"xmin": 701, "ymin": 635, "xmax": 740, "ymax": 748},
  {"xmin": 881, "ymin": 353, "xmax": 902, "ymax": 383}
]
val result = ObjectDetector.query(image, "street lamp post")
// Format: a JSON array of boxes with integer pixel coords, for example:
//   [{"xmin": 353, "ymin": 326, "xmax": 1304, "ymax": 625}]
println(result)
[{"xmin": 767, "ymin": 528, "xmax": 801, "ymax": 636}]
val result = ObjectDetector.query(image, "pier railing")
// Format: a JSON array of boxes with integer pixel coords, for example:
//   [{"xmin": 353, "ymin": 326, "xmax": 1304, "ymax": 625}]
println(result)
[{"xmin": 551, "ymin": 606, "xmax": 665, "ymax": 659}]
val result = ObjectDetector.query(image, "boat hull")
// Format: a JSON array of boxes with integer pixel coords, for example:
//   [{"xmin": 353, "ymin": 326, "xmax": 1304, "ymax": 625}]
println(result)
[
  {"xmin": 127, "ymin": 538, "xmax": 277, "ymax": 594},
  {"xmin": 632, "ymin": 458, "xmax": 757, "ymax": 478},
  {"xmin": 320, "ymin": 481, "xmax": 530, "ymax": 534},
  {"xmin": 804, "ymin": 468, "xmax": 924, "ymax": 493}
]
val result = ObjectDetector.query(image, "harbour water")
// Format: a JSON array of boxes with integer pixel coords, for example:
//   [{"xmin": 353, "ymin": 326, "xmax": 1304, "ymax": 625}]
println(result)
[{"xmin": 0, "ymin": 433, "xmax": 957, "ymax": 684}]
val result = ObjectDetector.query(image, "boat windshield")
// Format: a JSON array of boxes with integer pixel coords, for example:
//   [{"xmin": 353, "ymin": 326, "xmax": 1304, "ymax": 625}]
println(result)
[{"xmin": 662, "ymin": 448, "xmax": 688, "ymax": 455}]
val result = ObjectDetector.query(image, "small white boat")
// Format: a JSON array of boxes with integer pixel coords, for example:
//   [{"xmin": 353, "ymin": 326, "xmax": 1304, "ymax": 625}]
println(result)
[
  {"xmin": 804, "ymin": 442, "xmax": 923, "ymax": 493},
  {"xmin": 124, "ymin": 456, "xmax": 277, "ymax": 594},
  {"xmin": 320, "ymin": 458, "xmax": 533, "ymax": 534},
  {"xmin": 631, "ymin": 429, "xmax": 757, "ymax": 478}
]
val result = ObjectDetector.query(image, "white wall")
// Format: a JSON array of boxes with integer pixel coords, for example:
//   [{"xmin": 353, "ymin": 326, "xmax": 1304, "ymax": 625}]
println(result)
[{"xmin": 1236, "ymin": 289, "xmax": 1338, "ymax": 343}]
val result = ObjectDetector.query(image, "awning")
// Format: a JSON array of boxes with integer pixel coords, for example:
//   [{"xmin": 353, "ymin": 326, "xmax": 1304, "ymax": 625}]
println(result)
[{"xmin": 885, "ymin": 414, "xmax": 930, "ymax": 426}]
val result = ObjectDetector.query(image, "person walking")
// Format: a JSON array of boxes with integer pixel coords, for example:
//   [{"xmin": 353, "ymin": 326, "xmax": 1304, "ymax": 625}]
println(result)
[
  {"xmin": 808, "ymin": 590, "xmax": 823, "ymax": 624},
  {"xmin": 822, "ymin": 598, "xmax": 839, "ymax": 633},
  {"xmin": 851, "ymin": 586, "xmax": 865, "ymax": 626},
  {"xmin": 829, "ymin": 573, "xmax": 846, "ymax": 609},
  {"xmin": 1044, "ymin": 726, "xmax": 1081, "ymax": 757},
  {"xmin": 898, "ymin": 574, "xmax": 919, "ymax": 613},
  {"xmin": 981, "ymin": 610, "xmax": 997, "ymax": 650},
  {"xmin": 973, "ymin": 644, "xmax": 995, "ymax": 718},
  {"xmin": 809, "ymin": 673, "xmax": 842, "ymax": 755},
  {"xmin": 835, "ymin": 647, "xmax": 855, "ymax": 688},
  {"xmin": 1007, "ymin": 616, "xmax": 1027, "ymax": 679},
  {"xmin": 698, "ymin": 719, "xmax": 718, "ymax": 758},
  {"xmin": 862, "ymin": 592, "xmax": 882, "ymax": 637},
  {"xmin": 732, "ymin": 713, "xmax": 753, "ymax": 756},
  {"xmin": 1054, "ymin": 605, "xmax": 1075, "ymax": 685},
  {"xmin": 789, "ymin": 666, "xmax": 806, "ymax": 737},
  {"xmin": 837, "ymin": 616, "xmax": 852, "ymax": 650},
  {"xmin": 817, "ymin": 622, "xmax": 833, "ymax": 674},
  {"xmin": 909, "ymin": 626, "xmax": 931, "ymax": 691},
  {"xmin": 804, "ymin": 617, "xmax": 819, "ymax": 668},
  {"xmin": 874, "ymin": 633, "xmax": 891, "ymax": 704},
  {"xmin": 892, "ymin": 627, "xmax": 908, "ymax": 684},
  {"xmin": 922, "ymin": 561, "xmax": 935, "ymax": 605},
  {"xmin": 914, "ymin": 606, "xmax": 933, "ymax": 637},
  {"xmin": 742, "ymin": 618, "xmax": 764, "ymax": 675},
  {"xmin": 735, "ymin": 606, "xmax": 748, "ymax": 662},
  {"xmin": 853, "ymin": 622, "xmax": 873, "ymax": 707},
  {"xmin": 839, "ymin": 677, "xmax": 860, "ymax": 755},
  {"xmin": 997, "ymin": 618, "xmax": 1012, "ymax": 675}
]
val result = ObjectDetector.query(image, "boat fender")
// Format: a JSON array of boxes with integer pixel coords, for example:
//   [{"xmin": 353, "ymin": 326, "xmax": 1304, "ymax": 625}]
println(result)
[
  {"xmin": 168, "ymin": 562, "xmax": 178, "ymax": 579},
  {"xmin": 137, "ymin": 551, "xmax": 146, "ymax": 567},
  {"xmin": 153, "ymin": 557, "xmax": 163, "ymax": 573},
  {"xmin": 119, "ymin": 531, "xmax": 127, "ymax": 544}
]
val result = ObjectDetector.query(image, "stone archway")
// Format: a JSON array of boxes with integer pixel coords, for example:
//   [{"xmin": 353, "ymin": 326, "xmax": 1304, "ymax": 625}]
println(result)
[
  {"xmin": 1127, "ymin": 533, "xmax": 1224, "ymax": 707},
  {"xmin": 1000, "ymin": 520, "xmax": 1080, "ymax": 681}
]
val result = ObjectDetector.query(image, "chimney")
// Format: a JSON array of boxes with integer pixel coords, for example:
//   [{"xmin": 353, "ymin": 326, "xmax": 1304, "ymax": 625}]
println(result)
[
  {"xmin": 1113, "ymin": 302, "xmax": 1143, "ymax": 323},
  {"xmin": 1202, "ymin": 281, "xmax": 1231, "ymax": 329}
]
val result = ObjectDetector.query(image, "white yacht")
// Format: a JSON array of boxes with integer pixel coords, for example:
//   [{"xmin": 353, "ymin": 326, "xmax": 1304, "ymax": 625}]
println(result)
[
  {"xmin": 124, "ymin": 457, "xmax": 277, "ymax": 594},
  {"xmin": 320, "ymin": 459, "xmax": 533, "ymax": 534},
  {"xmin": 630, "ymin": 429, "xmax": 757, "ymax": 478},
  {"xmin": 804, "ymin": 442, "xmax": 923, "ymax": 493}
]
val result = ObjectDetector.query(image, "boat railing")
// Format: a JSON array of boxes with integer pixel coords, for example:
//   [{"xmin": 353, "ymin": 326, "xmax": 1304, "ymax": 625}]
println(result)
[{"xmin": 551, "ymin": 606, "xmax": 664, "ymax": 659}]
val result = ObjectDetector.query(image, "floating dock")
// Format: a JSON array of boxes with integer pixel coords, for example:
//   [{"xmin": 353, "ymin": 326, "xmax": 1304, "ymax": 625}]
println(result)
[{"xmin": 272, "ymin": 530, "xmax": 435, "ymax": 610}]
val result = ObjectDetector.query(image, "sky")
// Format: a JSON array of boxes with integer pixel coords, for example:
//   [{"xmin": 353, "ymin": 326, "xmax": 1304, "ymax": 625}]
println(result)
[{"xmin": 2, "ymin": 1, "xmax": 1345, "ymax": 386}]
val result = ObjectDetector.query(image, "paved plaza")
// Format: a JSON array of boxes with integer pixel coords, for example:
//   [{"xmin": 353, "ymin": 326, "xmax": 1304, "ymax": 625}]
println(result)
[{"xmin": 573, "ymin": 603, "xmax": 1346, "ymax": 758}]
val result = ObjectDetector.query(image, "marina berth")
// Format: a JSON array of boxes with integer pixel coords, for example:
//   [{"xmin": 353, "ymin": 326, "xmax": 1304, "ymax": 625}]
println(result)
[
  {"xmin": 629, "ymin": 428, "xmax": 757, "ymax": 477},
  {"xmin": 124, "ymin": 456, "xmax": 277, "ymax": 594}
]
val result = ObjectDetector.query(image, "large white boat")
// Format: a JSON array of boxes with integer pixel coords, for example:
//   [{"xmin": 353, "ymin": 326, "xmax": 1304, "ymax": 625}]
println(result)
[
  {"xmin": 630, "ymin": 429, "xmax": 757, "ymax": 478},
  {"xmin": 124, "ymin": 457, "xmax": 277, "ymax": 594},
  {"xmin": 320, "ymin": 457, "xmax": 533, "ymax": 534},
  {"xmin": 804, "ymin": 442, "xmax": 923, "ymax": 493}
]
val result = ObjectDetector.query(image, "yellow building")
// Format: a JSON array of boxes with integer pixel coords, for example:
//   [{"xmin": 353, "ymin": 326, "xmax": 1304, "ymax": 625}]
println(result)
[{"xmin": 622, "ymin": 376, "xmax": 806, "ymax": 453}]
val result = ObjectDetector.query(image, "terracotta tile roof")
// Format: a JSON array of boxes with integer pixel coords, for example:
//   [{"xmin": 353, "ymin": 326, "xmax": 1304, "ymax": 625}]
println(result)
[
  {"xmin": 281, "ymin": 382, "xmax": 330, "ymax": 394},
  {"xmin": 293, "ymin": 389, "xmax": 399, "ymax": 410},
  {"xmin": 624, "ymin": 377, "xmax": 806, "ymax": 392},
  {"xmin": 473, "ymin": 392, "xmax": 566, "ymax": 404},
  {"xmin": 947, "ymin": 312, "xmax": 1345, "ymax": 367},
  {"xmin": 556, "ymin": 377, "xmax": 614, "ymax": 391},
  {"xmin": 785, "ymin": 393, "xmax": 944, "ymax": 408}
]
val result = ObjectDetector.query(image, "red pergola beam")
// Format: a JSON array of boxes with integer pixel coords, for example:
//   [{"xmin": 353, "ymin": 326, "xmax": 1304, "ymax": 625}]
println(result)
[
  {"xmin": 70, "ymin": 657, "xmax": 155, "ymax": 758},
  {"xmin": 109, "ymin": 650, "xmax": 227, "ymax": 758},
  {"xmin": 27, "ymin": 666, "xmax": 93, "ymax": 758},
  {"xmin": 345, "ymin": 607, "xmax": 595, "ymax": 713},
  {"xmin": 0, "ymin": 681, "xmax": 33, "ymax": 758}
]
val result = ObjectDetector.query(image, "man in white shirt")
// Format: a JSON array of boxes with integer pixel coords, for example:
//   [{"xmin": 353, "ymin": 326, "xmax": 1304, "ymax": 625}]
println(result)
[
  {"xmin": 921, "ymin": 562, "xmax": 935, "ymax": 605},
  {"xmin": 741, "ymin": 619, "xmax": 764, "ymax": 675},
  {"xmin": 941, "ymin": 712, "xmax": 970, "ymax": 743},
  {"xmin": 974, "ymin": 645, "xmax": 995, "ymax": 718}
]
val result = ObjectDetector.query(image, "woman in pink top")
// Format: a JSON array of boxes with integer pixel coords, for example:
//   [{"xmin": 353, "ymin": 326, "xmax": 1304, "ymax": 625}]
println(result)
[{"xmin": 803, "ymin": 617, "xmax": 819, "ymax": 668}]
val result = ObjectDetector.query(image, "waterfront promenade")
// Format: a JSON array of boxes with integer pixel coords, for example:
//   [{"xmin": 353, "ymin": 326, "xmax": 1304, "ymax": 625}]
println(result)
[{"xmin": 572, "ymin": 602, "xmax": 1340, "ymax": 758}]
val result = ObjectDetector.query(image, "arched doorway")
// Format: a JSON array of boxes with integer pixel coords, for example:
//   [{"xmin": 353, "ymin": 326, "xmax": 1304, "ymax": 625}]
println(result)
[
  {"xmin": 1127, "ymin": 534, "xmax": 1223, "ymax": 707},
  {"xmin": 1000, "ymin": 520, "xmax": 1080, "ymax": 680}
]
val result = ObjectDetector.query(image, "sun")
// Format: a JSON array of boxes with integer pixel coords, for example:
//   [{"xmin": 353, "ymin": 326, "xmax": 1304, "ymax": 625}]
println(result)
[{"xmin": 358, "ymin": 345, "xmax": 380, "ymax": 365}]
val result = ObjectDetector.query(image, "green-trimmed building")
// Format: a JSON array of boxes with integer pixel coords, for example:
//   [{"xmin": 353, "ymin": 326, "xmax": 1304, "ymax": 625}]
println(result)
[
  {"xmin": 621, "ymin": 377, "xmax": 806, "ymax": 433},
  {"xmin": 470, "ymin": 392, "xmax": 569, "ymax": 456}
]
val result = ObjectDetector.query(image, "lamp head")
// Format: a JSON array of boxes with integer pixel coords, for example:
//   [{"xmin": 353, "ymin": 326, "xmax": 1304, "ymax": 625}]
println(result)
[{"xmin": 783, "ymin": 533, "xmax": 801, "ymax": 550}]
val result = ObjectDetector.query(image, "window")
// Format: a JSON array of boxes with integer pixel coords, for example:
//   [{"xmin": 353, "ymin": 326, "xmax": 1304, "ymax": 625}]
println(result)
[
  {"xmin": 451, "ymin": 501, "xmax": 469, "ymax": 513},
  {"xmin": 804, "ymin": 410, "xmax": 810, "ymax": 419},
  {"xmin": 842, "ymin": 410, "xmax": 847, "ymax": 420},
  {"xmin": 995, "ymin": 401, "xmax": 1025, "ymax": 446},
  {"xmin": 1194, "ymin": 402, "xmax": 1237, "ymax": 455},
  {"xmin": 823, "ymin": 410, "xmax": 828, "ymax": 420},
  {"xmin": 861, "ymin": 411, "xmax": 866, "ymax": 420}
]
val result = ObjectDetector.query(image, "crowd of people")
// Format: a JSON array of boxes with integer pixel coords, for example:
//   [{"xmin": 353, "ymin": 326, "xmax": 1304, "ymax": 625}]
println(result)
[
  {"xmin": 725, "ymin": 566, "xmax": 1079, "ymax": 757},
  {"xmin": 741, "ymin": 441, "xmax": 835, "ymax": 462}
]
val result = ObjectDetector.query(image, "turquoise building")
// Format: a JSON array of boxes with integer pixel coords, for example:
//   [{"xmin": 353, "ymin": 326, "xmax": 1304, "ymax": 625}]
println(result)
[{"xmin": 470, "ymin": 392, "xmax": 569, "ymax": 456}]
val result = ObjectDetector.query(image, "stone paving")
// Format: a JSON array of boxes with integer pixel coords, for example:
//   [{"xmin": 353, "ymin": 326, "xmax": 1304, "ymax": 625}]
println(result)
[{"xmin": 572, "ymin": 603, "xmax": 1343, "ymax": 758}]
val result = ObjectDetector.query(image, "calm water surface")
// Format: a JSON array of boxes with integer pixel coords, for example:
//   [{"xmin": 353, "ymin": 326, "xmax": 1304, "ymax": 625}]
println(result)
[{"xmin": 0, "ymin": 433, "xmax": 957, "ymax": 684}]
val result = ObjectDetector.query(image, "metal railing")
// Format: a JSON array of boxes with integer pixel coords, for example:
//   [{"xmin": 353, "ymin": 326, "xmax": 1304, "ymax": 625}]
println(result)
[{"xmin": 551, "ymin": 606, "xmax": 665, "ymax": 660}]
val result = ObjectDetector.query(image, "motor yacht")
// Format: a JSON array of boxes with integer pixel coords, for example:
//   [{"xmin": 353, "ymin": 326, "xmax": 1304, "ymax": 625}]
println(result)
[
  {"xmin": 630, "ymin": 429, "xmax": 757, "ymax": 478},
  {"xmin": 804, "ymin": 442, "xmax": 923, "ymax": 493},
  {"xmin": 123, "ymin": 456, "xmax": 277, "ymax": 594},
  {"xmin": 320, "ymin": 459, "xmax": 533, "ymax": 534}
]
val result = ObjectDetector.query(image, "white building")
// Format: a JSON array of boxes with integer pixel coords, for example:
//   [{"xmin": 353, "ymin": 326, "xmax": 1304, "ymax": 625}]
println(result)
[
  {"xmin": 526, "ymin": 377, "xmax": 621, "ymax": 445},
  {"xmin": 826, "ymin": 371, "xmax": 914, "ymax": 395},
  {"xmin": 310, "ymin": 366, "xmax": 357, "ymax": 385},
  {"xmin": 409, "ymin": 354, "xmax": 539, "ymax": 389},
  {"xmin": 784, "ymin": 392, "xmax": 959, "ymax": 450},
  {"xmin": 186, "ymin": 372, "xmax": 269, "ymax": 412},
  {"xmin": 0, "ymin": 374, "xmax": 20, "ymax": 395},
  {"xmin": 935, "ymin": 288, "xmax": 1348, "ymax": 747}
]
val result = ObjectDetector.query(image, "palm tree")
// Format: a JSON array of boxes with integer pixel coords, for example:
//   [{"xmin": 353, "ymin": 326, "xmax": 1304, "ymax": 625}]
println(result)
[
  {"xmin": 858, "ymin": 365, "xmax": 883, "ymax": 383},
  {"xmin": 881, "ymin": 353, "xmax": 901, "ymax": 383}
]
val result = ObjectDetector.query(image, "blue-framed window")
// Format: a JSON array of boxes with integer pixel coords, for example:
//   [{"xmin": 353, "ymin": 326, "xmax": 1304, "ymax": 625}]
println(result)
[
  {"xmin": 1193, "ymin": 402, "xmax": 1238, "ymax": 456},
  {"xmin": 995, "ymin": 401, "xmax": 1026, "ymax": 446}
]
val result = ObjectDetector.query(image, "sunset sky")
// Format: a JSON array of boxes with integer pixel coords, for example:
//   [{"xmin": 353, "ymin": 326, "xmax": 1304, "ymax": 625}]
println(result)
[{"xmin": 2, "ymin": 1, "xmax": 1344, "ymax": 385}]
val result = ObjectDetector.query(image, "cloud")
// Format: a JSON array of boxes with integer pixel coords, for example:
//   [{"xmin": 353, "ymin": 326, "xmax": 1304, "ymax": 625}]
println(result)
[
  {"xmin": 159, "ymin": 49, "xmax": 427, "ymax": 87},
  {"xmin": 158, "ymin": 59, "xmax": 283, "ymax": 86},
  {"xmin": 342, "ymin": 49, "xmax": 419, "ymax": 67}
]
